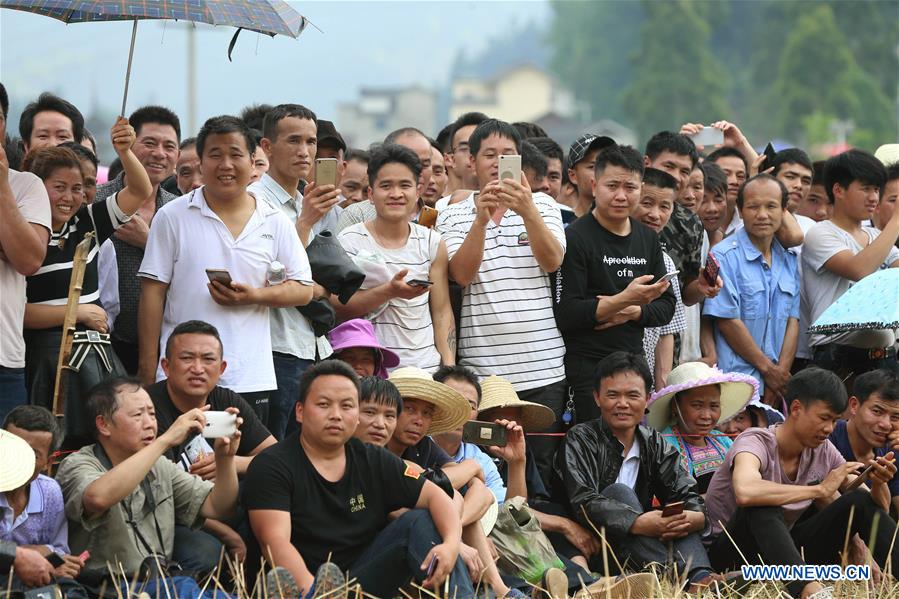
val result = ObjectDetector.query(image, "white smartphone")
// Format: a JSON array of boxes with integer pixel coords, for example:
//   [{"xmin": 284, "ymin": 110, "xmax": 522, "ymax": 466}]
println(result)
[
  {"xmin": 657, "ymin": 270, "xmax": 680, "ymax": 284},
  {"xmin": 498, "ymin": 155, "xmax": 521, "ymax": 183},
  {"xmin": 203, "ymin": 411, "xmax": 238, "ymax": 438},
  {"xmin": 690, "ymin": 127, "xmax": 724, "ymax": 147}
]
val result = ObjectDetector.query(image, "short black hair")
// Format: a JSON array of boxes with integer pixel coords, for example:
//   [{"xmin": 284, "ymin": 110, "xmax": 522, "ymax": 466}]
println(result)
[
  {"xmin": 240, "ymin": 103, "xmax": 274, "ymax": 132},
  {"xmin": 196, "ymin": 115, "xmax": 256, "ymax": 158},
  {"xmin": 86, "ymin": 376, "xmax": 144, "ymax": 438},
  {"xmin": 887, "ymin": 162, "xmax": 899, "ymax": 184},
  {"xmin": 262, "ymin": 103, "xmax": 316, "ymax": 142},
  {"xmin": 852, "ymin": 369, "xmax": 899, "ymax": 405},
  {"xmin": 593, "ymin": 351, "xmax": 653, "ymax": 395},
  {"xmin": 360, "ymin": 376, "xmax": 403, "ymax": 414},
  {"xmin": 298, "ymin": 359, "xmax": 360, "ymax": 404},
  {"xmin": 19, "ymin": 92, "xmax": 85, "ymax": 145},
  {"xmin": 702, "ymin": 161, "xmax": 727, "ymax": 197},
  {"xmin": 707, "ymin": 147, "xmax": 748, "ymax": 173},
  {"xmin": 384, "ymin": 127, "xmax": 427, "ymax": 145},
  {"xmin": 59, "ymin": 141, "xmax": 98, "ymax": 169},
  {"xmin": 3, "ymin": 405, "xmax": 62, "ymax": 453},
  {"xmin": 642, "ymin": 167, "xmax": 678, "ymax": 191},
  {"xmin": 180, "ymin": 136, "xmax": 197, "ymax": 151},
  {"xmin": 770, "ymin": 148, "xmax": 813, "ymax": 177},
  {"xmin": 129, "ymin": 105, "xmax": 181, "ymax": 141},
  {"xmin": 521, "ymin": 140, "xmax": 548, "ymax": 179},
  {"xmin": 469, "ymin": 119, "xmax": 521, "ymax": 157},
  {"xmin": 449, "ymin": 112, "xmax": 489, "ymax": 150},
  {"xmin": 737, "ymin": 173, "xmax": 788, "ymax": 209},
  {"xmin": 823, "ymin": 149, "xmax": 887, "ymax": 204},
  {"xmin": 644, "ymin": 131, "xmax": 699, "ymax": 168},
  {"xmin": 165, "ymin": 320, "xmax": 223, "ymax": 359},
  {"xmin": 529, "ymin": 137, "xmax": 563, "ymax": 163},
  {"xmin": 435, "ymin": 123, "xmax": 453, "ymax": 153},
  {"xmin": 786, "ymin": 367, "xmax": 847, "ymax": 413},
  {"xmin": 22, "ymin": 146, "xmax": 83, "ymax": 181},
  {"xmin": 81, "ymin": 128, "xmax": 97, "ymax": 153},
  {"xmin": 346, "ymin": 148, "xmax": 370, "ymax": 164},
  {"xmin": 812, "ymin": 160, "xmax": 827, "ymax": 187},
  {"xmin": 433, "ymin": 365, "xmax": 482, "ymax": 403},
  {"xmin": 367, "ymin": 143, "xmax": 421, "ymax": 184},
  {"xmin": 512, "ymin": 121, "xmax": 548, "ymax": 140},
  {"xmin": 0, "ymin": 82, "xmax": 8, "ymax": 118},
  {"xmin": 594, "ymin": 145, "xmax": 644, "ymax": 178}
]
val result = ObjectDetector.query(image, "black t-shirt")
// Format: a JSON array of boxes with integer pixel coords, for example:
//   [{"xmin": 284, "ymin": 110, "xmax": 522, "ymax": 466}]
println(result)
[
  {"xmin": 243, "ymin": 434, "xmax": 425, "ymax": 571},
  {"xmin": 402, "ymin": 436, "xmax": 452, "ymax": 470},
  {"xmin": 552, "ymin": 215, "xmax": 675, "ymax": 361},
  {"xmin": 147, "ymin": 380, "xmax": 272, "ymax": 468}
]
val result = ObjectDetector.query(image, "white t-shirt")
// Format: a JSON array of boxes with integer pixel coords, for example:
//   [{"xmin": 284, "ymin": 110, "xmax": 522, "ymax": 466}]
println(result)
[
  {"xmin": 97, "ymin": 240, "xmax": 120, "ymax": 332},
  {"xmin": 1, "ymin": 170, "xmax": 51, "ymax": 368},
  {"xmin": 138, "ymin": 187, "xmax": 312, "ymax": 392},
  {"xmin": 435, "ymin": 191, "xmax": 567, "ymax": 391},
  {"xmin": 801, "ymin": 220, "xmax": 899, "ymax": 349},
  {"xmin": 338, "ymin": 222, "xmax": 442, "ymax": 372},
  {"xmin": 793, "ymin": 213, "xmax": 816, "ymax": 359}
]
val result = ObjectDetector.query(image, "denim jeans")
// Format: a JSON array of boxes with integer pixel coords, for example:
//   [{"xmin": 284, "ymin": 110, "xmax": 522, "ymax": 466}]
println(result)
[
  {"xmin": 172, "ymin": 524, "xmax": 224, "ymax": 575},
  {"xmin": 349, "ymin": 509, "xmax": 475, "ymax": 598},
  {"xmin": 517, "ymin": 378, "xmax": 567, "ymax": 490},
  {"xmin": 0, "ymin": 366, "xmax": 27, "ymax": 423},
  {"xmin": 271, "ymin": 353, "xmax": 314, "ymax": 440}
]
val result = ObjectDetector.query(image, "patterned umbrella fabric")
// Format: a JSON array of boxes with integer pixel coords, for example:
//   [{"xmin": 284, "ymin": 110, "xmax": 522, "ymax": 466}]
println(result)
[{"xmin": 809, "ymin": 269, "xmax": 899, "ymax": 334}]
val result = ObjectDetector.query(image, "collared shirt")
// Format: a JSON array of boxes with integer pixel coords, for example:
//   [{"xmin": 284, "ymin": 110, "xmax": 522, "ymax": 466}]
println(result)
[
  {"xmin": 56, "ymin": 445, "xmax": 212, "ymax": 574},
  {"xmin": 449, "ymin": 442, "xmax": 507, "ymax": 503},
  {"xmin": 703, "ymin": 228, "xmax": 800, "ymax": 390},
  {"xmin": 615, "ymin": 440, "xmax": 641, "ymax": 488},
  {"xmin": 248, "ymin": 173, "xmax": 333, "ymax": 360},
  {"xmin": 724, "ymin": 210, "xmax": 743, "ymax": 238},
  {"xmin": 139, "ymin": 187, "xmax": 313, "ymax": 392},
  {"xmin": 0, "ymin": 475, "xmax": 68, "ymax": 555}
]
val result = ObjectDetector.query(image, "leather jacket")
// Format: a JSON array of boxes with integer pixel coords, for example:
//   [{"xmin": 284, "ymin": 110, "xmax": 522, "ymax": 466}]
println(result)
[{"xmin": 554, "ymin": 418, "xmax": 705, "ymax": 539}]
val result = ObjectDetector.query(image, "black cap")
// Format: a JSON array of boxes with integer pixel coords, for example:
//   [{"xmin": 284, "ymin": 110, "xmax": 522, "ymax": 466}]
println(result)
[
  {"xmin": 317, "ymin": 120, "xmax": 346, "ymax": 153},
  {"xmin": 567, "ymin": 134, "xmax": 616, "ymax": 171}
]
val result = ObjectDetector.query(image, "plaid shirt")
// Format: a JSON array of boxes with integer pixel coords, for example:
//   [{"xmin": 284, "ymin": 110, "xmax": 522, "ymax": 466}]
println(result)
[{"xmin": 644, "ymin": 251, "xmax": 687, "ymax": 387}]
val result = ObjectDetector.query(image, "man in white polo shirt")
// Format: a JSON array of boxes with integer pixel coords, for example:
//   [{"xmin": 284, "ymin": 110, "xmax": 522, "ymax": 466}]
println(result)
[
  {"xmin": 435, "ymin": 118, "xmax": 566, "ymax": 485},
  {"xmin": 138, "ymin": 116, "xmax": 314, "ymax": 428}
]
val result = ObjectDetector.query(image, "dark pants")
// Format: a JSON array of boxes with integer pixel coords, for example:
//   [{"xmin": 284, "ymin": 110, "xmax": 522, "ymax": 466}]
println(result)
[
  {"xmin": 271, "ymin": 353, "xmax": 314, "ymax": 440},
  {"xmin": 708, "ymin": 490, "xmax": 899, "ymax": 597},
  {"xmin": 349, "ymin": 509, "xmax": 474, "ymax": 598},
  {"xmin": 565, "ymin": 353, "xmax": 601, "ymax": 424},
  {"xmin": 241, "ymin": 391, "xmax": 271, "ymax": 432},
  {"xmin": 0, "ymin": 366, "xmax": 27, "ymax": 423},
  {"xmin": 517, "ymin": 379, "xmax": 567, "ymax": 490},
  {"xmin": 172, "ymin": 524, "xmax": 224, "ymax": 575},
  {"xmin": 593, "ymin": 484, "xmax": 712, "ymax": 584},
  {"xmin": 111, "ymin": 336, "xmax": 139, "ymax": 375}
]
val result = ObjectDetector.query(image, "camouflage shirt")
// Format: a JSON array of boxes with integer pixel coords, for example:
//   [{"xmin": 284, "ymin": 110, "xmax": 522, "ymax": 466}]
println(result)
[{"xmin": 660, "ymin": 202, "xmax": 703, "ymax": 288}]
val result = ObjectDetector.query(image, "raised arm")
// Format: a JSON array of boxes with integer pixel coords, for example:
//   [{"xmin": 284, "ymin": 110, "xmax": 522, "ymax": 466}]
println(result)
[
  {"xmin": 822, "ymin": 210, "xmax": 899, "ymax": 281},
  {"xmin": 497, "ymin": 177, "xmax": 564, "ymax": 273},
  {"xmin": 447, "ymin": 188, "xmax": 497, "ymax": 286},
  {"xmin": 108, "ymin": 117, "xmax": 152, "ymax": 216}
]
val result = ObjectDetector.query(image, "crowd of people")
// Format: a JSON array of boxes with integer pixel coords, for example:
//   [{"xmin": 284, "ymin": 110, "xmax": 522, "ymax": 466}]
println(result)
[{"xmin": 1, "ymin": 80, "xmax": 899, "ymax": 599}]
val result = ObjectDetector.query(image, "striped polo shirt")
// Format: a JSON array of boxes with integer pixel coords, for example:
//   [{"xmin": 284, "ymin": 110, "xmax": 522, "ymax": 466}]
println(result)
[{"xmin": 435, "ymin": 192, "xmax": 566, "ymax": 391}]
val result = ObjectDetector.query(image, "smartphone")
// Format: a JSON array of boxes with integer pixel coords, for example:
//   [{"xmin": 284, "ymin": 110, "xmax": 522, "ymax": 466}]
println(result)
[
  {"xmin": 690, "ymin": 127, "xmax": 724, "ymax": 147},
  {"xmin": 426, "ymin": 555, "xmax": 438, "ymax": 577},
  {"xmin": 661, "ymin": 501, "xmax": 685, "ymax": 517},
  {"xmin": 315, "ymin": 158, "xmax": 339, "ymax": 187},
  {"xmin": 463, "ymin": 420, "xmax": 508, "ymax": 447},
  {"xmin": 657, "ymin": 270, "xmax": 680, "ymax": 284},
  {"xmin": 845, "ymin": 463, "xmax": 876, "ymax": 492},
  {"xmin": 704, "ymin": 253, "xmax": 720, "ymax": 286},
  {"xmin": 205, "ymin": 268, "xmax": 233, "ymax": 286},
  {"xmin": 46, "ymin": 553, "xmax": 65, "ymax": 568},
  {"xmin": 762, "ymin": 142, "xmax": 778, "ymax": 169},
  {"xmin": 419, "ymin": 205, "xmax": 438, "ymax": 229},
  {"xmin": 407, "ymin": 279, "xmax": 434, "ymax": 287},
  {"xmin": 204, "ymin": 411, "xmax": 238, "ymax": 438},
  {"xmin": 498, "ymin": 155, "xmax": 522, "ymax": 183}
]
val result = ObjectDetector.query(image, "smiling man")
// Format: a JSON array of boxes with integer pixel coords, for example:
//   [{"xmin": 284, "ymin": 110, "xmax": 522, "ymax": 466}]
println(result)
[{"xmin": 18, "ymin": 93, "xmax": 84, "ymax": 153}]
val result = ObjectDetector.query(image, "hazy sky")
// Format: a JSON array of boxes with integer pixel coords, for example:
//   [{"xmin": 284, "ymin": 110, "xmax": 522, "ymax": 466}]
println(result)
[{"xmin": 1, "ymin": 1, "xmax": 550, "ymax": 136}]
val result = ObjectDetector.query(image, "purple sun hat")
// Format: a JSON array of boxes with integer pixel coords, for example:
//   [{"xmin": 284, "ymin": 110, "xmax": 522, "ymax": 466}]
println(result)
[
  {"xmin": 646, "ymin": 362, "xmax": 759, "ymax": 431},
  {"xmin": 328, "ymin": 319, "xmax": 400, "ymax": 378}
]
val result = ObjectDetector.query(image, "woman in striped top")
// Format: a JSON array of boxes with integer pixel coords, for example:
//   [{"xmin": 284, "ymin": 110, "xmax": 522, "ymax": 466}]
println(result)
[{"xmin": 21, "ymin": 118, "xmax": 151, "ymax": 438}]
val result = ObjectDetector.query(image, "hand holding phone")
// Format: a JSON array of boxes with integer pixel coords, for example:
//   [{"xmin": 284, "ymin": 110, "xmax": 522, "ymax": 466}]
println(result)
[
  {"xmin": 205, "ymin": 269, "xmax": 233, "ymax": 287},
  {"xmin": 463, "ymin": 420, "xmax": 508, "ymax": 447},
  {"xmin": 407, "ymin": 279, "xmax": 434, "ymax": 288},
  {"xmin": 703, "ymin": 253, "xmax": 721, "ymax": 286},
  {"xmin": 661, "ymin": 501, "xmax": 685, "ymax": 518},
  {"xmin": 204, "ymin": 411, "xmax": 238, "ymax": 438},
  {"xmin": 314, "ymin": 158, "xmax": 339, "ymax": 187},
  {"xmin": 498, "ymin": 155, "xmax": 522, "ymax": 183},
  {"xmin": 656, "ymin": 270, "xmax": 680, "ymax": 284},
  {"xmin": 690, "ymin": 127, "xmax": 724, "ymax": 147}
]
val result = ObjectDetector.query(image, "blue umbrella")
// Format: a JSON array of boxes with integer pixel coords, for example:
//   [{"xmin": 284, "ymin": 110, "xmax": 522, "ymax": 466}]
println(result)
[
  {"xmin": 0, "ymin": 0, "xmax": 310, "ymax": 114},
  {"xmin": 809, "ymin": 268, "xmax": 899, "ymax": 334}
]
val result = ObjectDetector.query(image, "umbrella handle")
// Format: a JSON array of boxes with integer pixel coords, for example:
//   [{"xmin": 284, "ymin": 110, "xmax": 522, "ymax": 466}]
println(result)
[{"xmin": 121, "ymin": 19, "xmax": 138, "ymax": 117}]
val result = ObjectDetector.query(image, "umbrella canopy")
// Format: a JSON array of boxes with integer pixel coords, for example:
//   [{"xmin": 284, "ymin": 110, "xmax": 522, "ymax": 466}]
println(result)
[{"xmin": 809, "ymin": 269, "xmax": 899, "ymax": 334}]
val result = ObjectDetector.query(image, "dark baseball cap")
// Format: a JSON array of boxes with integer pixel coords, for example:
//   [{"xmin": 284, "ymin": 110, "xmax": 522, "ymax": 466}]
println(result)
[
  {"xmin": 317, "ymin": 119, "xmax": 346, "ymax": 153},
  {"xmin": 567, "ymin": 134, "xmax": 616, "ymax": 171}
]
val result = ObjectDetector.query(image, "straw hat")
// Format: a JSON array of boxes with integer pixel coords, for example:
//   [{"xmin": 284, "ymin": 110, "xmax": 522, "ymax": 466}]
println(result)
[
  {"xmin": 646, "ymin": 362, "xmax": 758, "ymax": 431},
  {"xmin": 477, "ymin": 376, "xmax": 555, "ymax": 432},
  {"xmin": 388, "ymin": 367, "xmax": 470, "ymax": 435},
  {"xmin": 481, "ymin": 491, "xmax": 499, "ymax": 536},
  {"xmin": 0, "ymin": 429, "xmax": 36, "ymax": 492}
]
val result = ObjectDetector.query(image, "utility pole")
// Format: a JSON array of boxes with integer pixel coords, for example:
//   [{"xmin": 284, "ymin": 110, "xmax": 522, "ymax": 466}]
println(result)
[{"xmin": 187, "ymin": 25, "xmax": 197, "ymax": 136}]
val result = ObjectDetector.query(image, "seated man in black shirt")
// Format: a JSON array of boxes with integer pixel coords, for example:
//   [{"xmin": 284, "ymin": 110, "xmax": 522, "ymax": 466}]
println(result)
[
  {"xmin": 552, "ymin": 145, "xmax": 675, "ymax": 423},
  {"xmin": 244, "ymin": 360, "xmax": 472, "ymax": 598},
  {"xmin": 148, "ymin": 319, "xmax": 276, "ymax": 571}
]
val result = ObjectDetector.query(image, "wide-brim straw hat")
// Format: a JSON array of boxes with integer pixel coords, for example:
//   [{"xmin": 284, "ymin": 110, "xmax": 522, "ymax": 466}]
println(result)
[
  {"xmin": 0, "ymin": 429, "xmax": 36, "ymax": 492},
  {"xmin": 388, "ymin": 367, "xmax": 470, "ymax": 435},
  {"xmin": 477, "ymin": 375, "xmax": 555, "ymax": 432},
  {"xmin": 646, "ymin": 362, "xmax": 758, "ymax": 431}
]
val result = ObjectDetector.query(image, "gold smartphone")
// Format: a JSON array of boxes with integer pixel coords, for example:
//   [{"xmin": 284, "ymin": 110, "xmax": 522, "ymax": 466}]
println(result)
[
  {"xmin": 418, "ymin": 205, "xmax": 438, "ymax": 229},
  {"xmin": 315, "ymin": 158, "xmax": 338, "ymax": 187}
]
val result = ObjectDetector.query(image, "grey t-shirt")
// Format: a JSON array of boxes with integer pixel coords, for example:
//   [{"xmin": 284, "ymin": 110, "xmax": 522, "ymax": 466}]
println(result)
[
  {"xmin": 801, "ymin": 220, "xmax": 899, "ymax": 348},
  {"xmin": 705, "ymin": 425, "xmax": 845, "ymax": 538}
]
